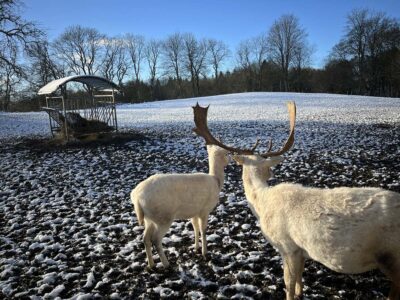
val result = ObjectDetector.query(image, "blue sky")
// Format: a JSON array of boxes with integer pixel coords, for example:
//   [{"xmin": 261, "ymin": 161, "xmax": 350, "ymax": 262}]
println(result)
[{"xmin": 23, "ymin": 0, "xmax": 400, "ymax": 68}]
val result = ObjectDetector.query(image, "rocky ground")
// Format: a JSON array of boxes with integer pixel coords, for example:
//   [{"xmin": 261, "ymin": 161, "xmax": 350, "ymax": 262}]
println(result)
[{"xmin": 1, "ymin": 118, "xmax": 399, "ymax": 299}]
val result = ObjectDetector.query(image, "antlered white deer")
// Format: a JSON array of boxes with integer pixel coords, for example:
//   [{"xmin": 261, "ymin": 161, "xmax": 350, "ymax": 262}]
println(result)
[{"xmin": 192, "ymin": 101, "xmax": 400, "ymax": 300}]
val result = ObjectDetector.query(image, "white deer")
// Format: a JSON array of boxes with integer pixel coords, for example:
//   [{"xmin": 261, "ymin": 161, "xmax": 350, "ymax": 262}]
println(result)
[
  {"xmin": 194, "ymin": 102, "xmax": 400, "ymax": 300},
  {"xmin": 131, "ymin": 104, "xmax": 231, "ymax": 268}
]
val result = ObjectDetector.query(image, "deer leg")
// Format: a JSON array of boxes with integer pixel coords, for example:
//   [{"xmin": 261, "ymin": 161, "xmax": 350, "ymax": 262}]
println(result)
[
  {"xmin": 199, "ymin": 215, "xmax": 209, "ymax": 257},
  {"xmin": 143, "ymin": 220, "xmax": 155, "ymax": 268},
  {"xmin": 152, "ymin": 222, "xmax": 172, "ymax": 268},
  {"xmin": 376, "ymin": 252, "xmax": 400, "ymax": 300},
  {"xmin": 191, "ymin": 217, "xmax": 200, "ymax": 253},
  {"xmin": 283, "ymin": 251, "xmax": 303, "ymax": 300},
  {"xmin": 388, "ymin": 284, "xmax": 400, "ymax": 300},
  {"xmin": 295, "ymin": 255, "xmax": 305, "ymax": 298}
]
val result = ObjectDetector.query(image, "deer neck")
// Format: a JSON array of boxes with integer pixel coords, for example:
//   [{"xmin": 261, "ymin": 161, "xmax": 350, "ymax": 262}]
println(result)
[
  {"xmin": 209, "ymin": 156, "xmax": 225, "ymax": 190},
  {"xmin": 241, "ymin": 167, "xmax": 268, "ymax": 219}
]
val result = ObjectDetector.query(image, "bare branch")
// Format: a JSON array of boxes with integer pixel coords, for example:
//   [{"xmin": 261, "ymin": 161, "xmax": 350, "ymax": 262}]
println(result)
[
  {"xmin": 53, "ymin": 25, "xmax": 104, "ymax": 76},
  {"xmin": 0, "ymin": 0, "xmax": 43, "ymax": 76},
  {"xmin": 126, "ymin": 34, "xmax": 145, "ymax": 82},
  {"xmin": 267, "ymin": 14, "xmax": 310, "ymax": 91}
]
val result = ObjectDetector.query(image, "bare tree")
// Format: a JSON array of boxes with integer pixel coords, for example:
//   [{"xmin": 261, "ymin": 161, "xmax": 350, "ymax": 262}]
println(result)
[
  {"xmin": 236, "ymin": 40, "xmax": 252, "ymax": 70},
  {"xmin": 0, "ymin": 0, "xmax": 43, "ymax": 76},
  {"xmin": 343, "ymin": 9, "xmax": 369, "ymax": 93},
  {"xmin": 53, "ymin": 25, "xmax": 105, "ymax": 76},
  {"xmin": 183, "ymin": 33, "xmax": 197, "ymax": 96},
  {"xmin": 101, "ymin": 37, "xmax": 129, "ymax": 86},
  {"xmin": 236, "ymin": 39, "xmax": 253, "ymax": 91},
  {"xmin": 162, "ymin": 32, "xmax": 184, "ymax": 97},
  {"xmin": 0, "ymin": 0, "xmax": 43, "ymax": 110},
  {"xmin": 195, "ymin": 39, "xmax": 209, "ymax": 93},
  {"xmin": 294, "ymin": 41, "xmax": 314, "ymax": 70},
  {"xmin": 26, "ymin": 40, "xmax": 64, "ymax": 89},
  {"xmin": 126, "ymin": 34, "xmax": 145, "ymax": 83},
  {"xmin": 251, "ymin": 34, "xmax": 268, "ymax": 90},
  {"xmin": 329, "ymin": 40, "xmax": 349, "ymax": 61},
  {"xmin": 183, "ymin": 33, "xmax": 208, "ymax": 96},
  {"xmin": 102, "ymin": 37, "xmax": 118, "ymax": 81},
  {"xmin": 0, "ymin": 52, "xmax": 21, "ymax": 110},
  {"xmin": 114, "ymin": 42, "xmax": 129, "ymax": 87},
  {"xmin": 267, "ymin": 14, "xmax": 309, "ymax": 91},
  {"xmin": 145, "ymin": 39, "xmax": 162, "ymax": 99},
  {"xmin": 361, "ymin": 11, "xmax": 399, "ymax": 95},
  {"xmin": 331, "ymin": 9, "xmax": 400, "ymax": 95},
  {"xmin": 208, "ymin": 38, "xmax": 229, "ymax": 85}
]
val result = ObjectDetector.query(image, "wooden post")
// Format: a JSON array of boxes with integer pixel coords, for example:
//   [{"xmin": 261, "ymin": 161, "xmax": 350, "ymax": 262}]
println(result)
[{"xmin": 112, "ymin": 89, "xmax": 118, "ymax": 132}]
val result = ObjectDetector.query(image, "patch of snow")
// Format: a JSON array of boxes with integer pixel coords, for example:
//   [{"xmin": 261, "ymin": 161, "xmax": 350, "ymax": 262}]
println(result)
[{"xmin": 44, "ymin": 284, "xmax": 65, "ymax": 299}]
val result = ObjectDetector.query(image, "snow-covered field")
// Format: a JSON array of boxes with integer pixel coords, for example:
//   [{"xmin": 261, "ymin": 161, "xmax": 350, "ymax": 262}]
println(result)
[
  {"xmin": 1, "ymin": 92, "xmax": 400, "ymax": 139},
  {"xmin": 1, "ymin": 92, "xmax": 400, "ymax": 299}
]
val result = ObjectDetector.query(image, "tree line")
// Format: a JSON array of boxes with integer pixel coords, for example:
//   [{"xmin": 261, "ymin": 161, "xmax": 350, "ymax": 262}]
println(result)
[{"xmin": 1, "ymin": 0, "xmax": 399, "ymax": 111}]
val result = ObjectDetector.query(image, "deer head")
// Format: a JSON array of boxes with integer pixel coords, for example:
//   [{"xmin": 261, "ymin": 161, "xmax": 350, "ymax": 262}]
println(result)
[{"xmin": 192, "ymin": 101, "xmax": 296, "ymax": 157}]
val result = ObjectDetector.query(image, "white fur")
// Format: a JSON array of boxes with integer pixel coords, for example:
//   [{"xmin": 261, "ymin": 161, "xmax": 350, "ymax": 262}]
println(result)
[
  {"xmin": 131, "ymin": 145, "xmax": 229, "ymax": 268},
  {"xmin": 233, "ymin": 154, "xmax": 400, "ymax": 300}
]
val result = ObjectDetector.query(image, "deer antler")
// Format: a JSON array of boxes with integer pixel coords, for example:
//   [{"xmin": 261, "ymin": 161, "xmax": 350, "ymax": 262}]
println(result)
[
  {"xmin": 192, "ymin": 103, "xmax": 256, "ymax": 155},
  {"xmin": 260, "ymin": 101, "xmax": 296, "ymax": 157},
  {"xmin": 192, "ymin": 101, "xmax": 296, "ymax": 157}
]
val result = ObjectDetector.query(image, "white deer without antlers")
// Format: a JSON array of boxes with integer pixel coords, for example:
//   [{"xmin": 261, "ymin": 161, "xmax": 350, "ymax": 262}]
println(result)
[{"xmin": 193, "ymin": 101, "xmax": 400, "ymax": 300}]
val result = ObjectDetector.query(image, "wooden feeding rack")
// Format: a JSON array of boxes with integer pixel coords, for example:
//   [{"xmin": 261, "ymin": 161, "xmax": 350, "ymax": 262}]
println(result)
[{"xmin": 38, "ymin": 75, "xmax": 120, "ymax": 141}]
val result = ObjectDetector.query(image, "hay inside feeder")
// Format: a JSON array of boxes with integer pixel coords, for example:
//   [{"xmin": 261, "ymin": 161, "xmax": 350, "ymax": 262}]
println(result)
[{"xmin": 59, "ymin": 112, "xmax": 113, "ymax": 140}]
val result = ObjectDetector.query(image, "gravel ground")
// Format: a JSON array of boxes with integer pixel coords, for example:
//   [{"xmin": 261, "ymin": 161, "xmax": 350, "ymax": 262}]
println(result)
[{"xmin": 1, "ymin": 115, "xmax": 399, "ymax": 299}]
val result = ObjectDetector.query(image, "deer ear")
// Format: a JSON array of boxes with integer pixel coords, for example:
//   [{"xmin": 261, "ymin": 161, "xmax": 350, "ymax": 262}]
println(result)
[
  {"xmin": 232, "ymin": 155, "xmax": 246, "ymax": 165},
  {"xmin": 264, "ymin": 156, "xmax": 284, "ymax": 167}
]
